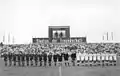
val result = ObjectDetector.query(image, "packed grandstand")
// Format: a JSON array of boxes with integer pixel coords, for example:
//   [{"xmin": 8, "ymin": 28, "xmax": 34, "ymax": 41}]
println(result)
[{"xmin": 0, "ymin": 42, "xmax": 119, "ymax": 55}]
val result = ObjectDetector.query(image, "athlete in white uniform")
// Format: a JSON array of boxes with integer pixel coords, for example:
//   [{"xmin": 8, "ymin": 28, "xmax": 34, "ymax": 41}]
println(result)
[
  {"xmin": 113, "ymin": 53, "xmax": 117, "ymax": 61},
  {"xmin": 93, "ymin": 53, "xmax": 97, "ymax": 63},
  {"xmin": 81, "ymin": 53, "xmax": 85, "ymax": 64},
  {"xmin": 105, "ymin": 53, "xmax": 109, "ymax": 66},
  {"xmin": 85, "ymin": 53, "xmax": 88, "ymax": 63},
  {"xmin": 96, "ymin": 53, "xmax": 101, "ymax": 66},
  {"xmin": 109, "ymin": 53, "xmax": 113, "ymax": 66},
  {"xmin": 88, "ymin": 53, "xmax": 93, "ymax": 66},
  {"xmin": 106, "ymin": 53, "xmax": 109, "ymax": 61},
  {"xmin": 76, "ymin": 51, "xmax": 80, "ymax": 66},
  {"xmin": 101, "ymin": 53, "xmax": 105, "ymax": 66},
  {"xmin": 113, "ymin": 53, "xmax": 117, "ymax": 66},
  {"xmin": 85, "ymin": 53, "xmax": 89, "ymax": 66}
]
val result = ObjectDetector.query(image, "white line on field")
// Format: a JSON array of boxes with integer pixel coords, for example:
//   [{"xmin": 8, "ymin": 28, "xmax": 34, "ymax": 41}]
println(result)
[{"xmin": 59, "ymin": 66, "xmax": 62, "ymax": 76}]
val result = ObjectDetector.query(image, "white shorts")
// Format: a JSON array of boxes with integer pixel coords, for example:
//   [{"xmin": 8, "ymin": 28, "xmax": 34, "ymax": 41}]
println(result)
[
  {"xmin": 89, "ymin": 56, "xmax": 92, "ymax": 61},
  {"xmin": 85, "ymin": 56, "xmax": 88, "ymax": 61},
  {"xmin": 76, "ymin": 56, "xmax": 80, "ymax": 61},
  {"xmin": 93, "ymin": 56, "xmax": 96, "ymax": 61},
  {"xmin": 113, "ymin": 56, "xmax": 117, "ymax": 60},
  {"xmin": 109, "ymin": 56, "xmax": 113, "ymax": 61},
  {"xmin": 97, "ymin": 56, "xmax": 101, "ymax": 61},
  {"xmin": 105, "ymin": 56, "xmax": 109, "ymax": 61},
  {"xmin": 101, "ymin": 56, "xmax": 105, "ymax": 60},
  {"xmin": 80, "ymin": 56, "xmax": 84, "ymax": 60}
]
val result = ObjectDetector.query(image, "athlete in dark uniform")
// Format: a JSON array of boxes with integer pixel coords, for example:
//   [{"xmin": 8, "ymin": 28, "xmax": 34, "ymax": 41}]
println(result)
[
  {"xmin": 64, "ymin": 52, "xmax": 69, "ymax": 66},
  {"xmin": 38, "ymin": 52, "xmax": 42, "ymax": 66},
  {"xmin": 48, "ymin": 52, "xmax": 52, "ymax": 66},
  {"xmin": 17, "ymin": 54, "xmax": 21, "ymax": 66},
  {"xmin": 71, "ymin": 51, "xmax": 76, "ymax": 66},
  {"xmin": 13, "ymin": 54, "xmax": 17, "ymax": 66},
  {"xmin": 43, "ymin": 52, "xmax": 47, "ymax": 66},
  {"xmin": 34, "ymin": 53, "xmax": 38, "ymax": 66},
  {"xmin": 26, "ymin": 54, "xmax": 30, "ymax": 66},
  {"xmin": 21, "ymin": 54, "xmax": 25, "ymax": 66},
  {"xmin": 30, "ymin": 54, "xmax": 34, "ymax": 66},
  {"xmin": 58, "ymin": 52, "xmax": 63, "ymax": 66},
  {"xmin": 8, "ymin": 53, "xmax": 12, "ymax": 66},
  {"xmin": 3, "ymin": 53, "xmax": 8, "ymax": 66},
  {"xmin": 53, "ymin": 52, "xmax": 58, "ymax": 66}
]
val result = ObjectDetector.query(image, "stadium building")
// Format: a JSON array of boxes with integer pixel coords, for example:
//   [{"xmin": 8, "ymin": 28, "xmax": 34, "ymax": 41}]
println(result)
[{"xmin": 32, "ymin": 26, "xmax": 87, "ymax": 43}]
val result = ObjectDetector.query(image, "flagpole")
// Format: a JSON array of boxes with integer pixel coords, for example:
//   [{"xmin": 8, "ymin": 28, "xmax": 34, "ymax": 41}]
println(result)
[
  {"xmin": 12, "ymin": 36, "xmax": 14, "ymax": 44},
  {"xmin": 8, "ymin": 33, "xmax": 10, "ymax": 45},
  {"xmin": 3, "ymin": 35, "xmax": 5, "ymax": 44},
  {"xmin": 107, "ymin": 32, "xmax": 108, "ymax": 41},
  {"xmin": 111, "ymin": 32, "xmax": 113, "ymax": 41},
  {"xmin": 102, "ymin": 35, "xmax": 104, "ymax": 43}
]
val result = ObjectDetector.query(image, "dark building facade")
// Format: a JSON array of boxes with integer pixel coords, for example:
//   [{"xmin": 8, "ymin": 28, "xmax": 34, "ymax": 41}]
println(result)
[
  {"xmin": 32, "ymin": 26, "xmax": 87, "ymax": 43},
  {"xmin": 48, "ymin": 26, "xmax": 70, "ymax": 42}
]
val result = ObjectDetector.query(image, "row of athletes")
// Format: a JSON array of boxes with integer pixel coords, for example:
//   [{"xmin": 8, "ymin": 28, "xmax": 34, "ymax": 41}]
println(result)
[
  {"xmin": 1, "ymin": 51, "xmax": 76, "ymax": 67},
  {"xmin": 1, "ymin": 52, "xmax": 117, "ymax": 67},
  {"xmin": 76, "ymin": 52, "xmax": 117, "ymax": 66}
]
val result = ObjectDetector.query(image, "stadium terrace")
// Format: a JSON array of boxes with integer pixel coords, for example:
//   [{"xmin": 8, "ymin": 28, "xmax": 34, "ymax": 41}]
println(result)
[{"xmin": 0, "ymin": 26, "xmax": 119, "ymax": 67}]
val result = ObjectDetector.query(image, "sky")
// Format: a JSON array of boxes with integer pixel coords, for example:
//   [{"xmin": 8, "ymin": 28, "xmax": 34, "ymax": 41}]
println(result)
[{"xmin": 0, "ymin": 0, "xmax": 120, "ymax": 44}]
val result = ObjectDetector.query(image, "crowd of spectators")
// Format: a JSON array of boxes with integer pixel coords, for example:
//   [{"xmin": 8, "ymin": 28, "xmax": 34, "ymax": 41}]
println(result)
[{"xmin": 0, "ymin": 42, "xmax": 120, "ymax": 55}]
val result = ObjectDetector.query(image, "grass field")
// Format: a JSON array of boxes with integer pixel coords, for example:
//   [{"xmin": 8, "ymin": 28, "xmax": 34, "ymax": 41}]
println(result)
[{"xmin": 0, "ymin": 58, "xmax": 120, "ymax": 76}]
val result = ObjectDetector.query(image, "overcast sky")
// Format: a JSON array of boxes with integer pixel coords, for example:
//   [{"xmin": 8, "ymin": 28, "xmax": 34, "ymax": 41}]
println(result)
[{"xmin": 0, "ymin": 0, "xmax": 120, "ymax": 44}]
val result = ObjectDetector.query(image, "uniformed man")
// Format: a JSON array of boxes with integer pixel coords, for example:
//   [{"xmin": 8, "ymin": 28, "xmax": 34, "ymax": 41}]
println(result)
[
  {"xmin": 64, "ymin": 51, "xmax": 69, "ymax": 66},
  {"xmin": 43, "ymin": 52, "xmax": 47, "ymax": 66},
  {"xmin": 71, "ymin": 51, "xmax": 76, "ymax": 66},
  {"xmin": 48, "ymin": 52, "xmax": 52, "ymax": 66},
  {"xmin": 108, "ymin": 52, "xmax": 113, "ymax": 66},
  {"xmin": 26, "ymin": 53, "xmax": 30, "ymax": 66},
  {"xmin": 113, "ymin": 53, "xmax": 117, "ymax": 66},
  {"xmin": 58, "ymin": 52, "xmax": 63, "ymax": 66},
  {"xmin": 89, "ymin": 53, "xmax": 93, "ymax": 66},
  {"xmin": 16, "ymin": 54, "xmax": 20, "ymax": 66},
  {"xmin": 53, "ymin": 52, "xmax": 58, "ymax": 66},
  {"xmin": 34, "ymin": 53, "xmax": 38, "ymax": 66},
  {"xmin": 105, "ymin": 52, "xmax": 109, "ymax": 66},
  {"xmin": 21, "ymin": 54, "xmax": 25, "ymax": 66},
  {"xmin": 85, "ymin": 53, "xmax": 89, "ymax": 66},
  {"xmin": 30, "ymin": 53, "xmax": 34, "ymax": 66},
  {"xmin": 13, "ymin": 54, "xmax": 17, "ymax": 66},
  {"xmin": 3, "ymin": 53, "xmax": 8, "ymax": 66},
  {"xmin": 81, "ymin": 52, "xmax": 85, "ymax": 65},
  {"xmin": 8, "ymin": 53, "xmax": 12, "ymax": 66},
  {"xmin": 93, "ymin": 53, "xmax": 97, "ymax": 66},
  {"xmin": 38, "ymin": 52, "xmax": 42, "ymax": 66},
  {"xmin": 96, "ymin": 53, "xmax": 101, "ymax": 66},
  {"xmin": 101, "ymin": 53, "xmax": 105, "ymax": 66},
  {"xmin": 76, "ymin": 51, "xmax": 80, "ymax": 66}
]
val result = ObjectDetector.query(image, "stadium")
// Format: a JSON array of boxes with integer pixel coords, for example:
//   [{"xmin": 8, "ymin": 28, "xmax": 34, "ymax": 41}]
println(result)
[{"xmin": 0, "ymin": 26, "xmax": 120, "ymax": 76}]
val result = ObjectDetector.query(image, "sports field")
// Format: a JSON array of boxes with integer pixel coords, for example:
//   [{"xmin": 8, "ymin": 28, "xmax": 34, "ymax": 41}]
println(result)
[{"xmin": 0, "ymin": 58, "xmax": 120, "ymax": 76}]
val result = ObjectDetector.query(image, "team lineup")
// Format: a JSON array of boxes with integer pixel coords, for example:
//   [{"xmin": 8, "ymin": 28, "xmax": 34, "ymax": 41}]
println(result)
[{"xmin": 1, "ymin": 51, "xmax": 117, "ymax": 67}]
